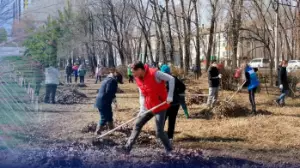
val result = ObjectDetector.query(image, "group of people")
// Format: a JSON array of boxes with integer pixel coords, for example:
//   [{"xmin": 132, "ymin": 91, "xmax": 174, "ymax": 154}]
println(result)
[
  {"xmin": 41, "ymin": 57, "xmax": 290, "ymax": 154},
  {"xmin": 43, "ymin": 62, "xmax": 87, "ymax": 104},
  {"xmin": 94, "ymin": 61, "xmax": 191, "ymax": 154},
  {"xmin": 65, "ymin": 63, "xmax": 87, "ymax": 84},
  {"xmin": 93, "ymin": 58, "xmax": 274, "ymax": 154}
]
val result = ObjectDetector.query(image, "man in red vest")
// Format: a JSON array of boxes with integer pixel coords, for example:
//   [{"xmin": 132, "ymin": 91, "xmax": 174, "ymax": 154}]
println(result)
[{"xmin": 121, "ymin": 61, "xmax": 175, "ymax": 154}]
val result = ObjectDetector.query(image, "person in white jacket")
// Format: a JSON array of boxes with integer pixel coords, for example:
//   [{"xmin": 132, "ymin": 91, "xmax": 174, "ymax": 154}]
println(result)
[{"xmin": 44, "ymin": 66, "xmax": 60, "ymax": 104}]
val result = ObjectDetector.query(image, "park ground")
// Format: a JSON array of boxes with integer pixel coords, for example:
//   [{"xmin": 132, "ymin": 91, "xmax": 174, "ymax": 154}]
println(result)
[{"xmin": 1, "ymin": 57, "xmax": 300, "ymax": 167}]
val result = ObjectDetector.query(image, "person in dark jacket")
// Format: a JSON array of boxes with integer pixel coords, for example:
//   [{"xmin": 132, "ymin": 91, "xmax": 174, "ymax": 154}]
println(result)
[
  {"xmin": 65, "ymin": 62, "xmax": 73, "ymax": 84},
  {"xmin": 241, "ymin": 59, "xmax": 260, "ymax": 114},
  {"xmin": 160, "ymin": 64, "xmax": 186, "ymax": 144},
  {"xmin": 207, "ymin": 60, "xmax": 222, "ymax": 108},
  {"xmin": 275, "ymin": 60, "xmax": 289, "ymax": 106},
  {"xmin": 94, "ymin": 69, "xmax": 123, "ymax": 135}
]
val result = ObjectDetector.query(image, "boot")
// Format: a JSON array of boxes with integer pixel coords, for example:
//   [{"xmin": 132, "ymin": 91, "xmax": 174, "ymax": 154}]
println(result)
[
  {"xmin": 183, "ymin": 108, "xmax": 189, "ymax": 119},
  {"xmin": 108, "ymin": 122, "xmax": 114, "ymax": 130},
  {"xmin": 94, "ymin": 124, "xmax": 104, "ymax": 135}
]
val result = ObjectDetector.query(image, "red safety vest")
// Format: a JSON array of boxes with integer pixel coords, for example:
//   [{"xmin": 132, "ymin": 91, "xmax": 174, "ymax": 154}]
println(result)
[{"xmin": 135, "ymin": 65, "xmax": 170, "ymax": 113}]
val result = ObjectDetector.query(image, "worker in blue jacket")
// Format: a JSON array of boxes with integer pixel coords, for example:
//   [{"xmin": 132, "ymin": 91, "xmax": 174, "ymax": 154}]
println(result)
[
  {"xmin": 94, "ymin": 69, "xmax": 123, "ymax": 135},
  {"xmin": 241, "ymin": 58, "xmax": 260, "ymax": 114}
]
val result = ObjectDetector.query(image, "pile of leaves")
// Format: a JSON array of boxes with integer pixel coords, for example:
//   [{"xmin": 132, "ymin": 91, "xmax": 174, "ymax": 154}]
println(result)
[
  {"xmin": 186, "ymin": 89, "xmax": 207, "ymax": 105},
  {"xmin": 82, "ymin": 121, "xmax": 158, "ymax": 148},
  {"xmin": 212, "ymin": 101, "xmax": 251, "ymax": 118},
  {"xmin": 39, "ymin": 86, "xmax": 87, "ymax": 104}
]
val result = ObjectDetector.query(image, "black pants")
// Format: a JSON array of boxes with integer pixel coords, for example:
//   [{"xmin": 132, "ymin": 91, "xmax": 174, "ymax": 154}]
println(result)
[
  {"xmin": 95, "ymin": 76, "xmax": 101, "ymax": 84},
  {"xmin": 128, "ymin": 75, "xmax": 134, "ymax": 83},
  {"xmin": 44, "ymin": 84, "xmax": 57, "ymax": 104},
  {"xmin": 164, "ymin": 104, "xmax": 180, "ymax": 139},
  {"xmin": 80, "ymin": 76, "xmax": 85, "ymax": 83},
  {"xmin": 66, "ymin": 74, "xmax": 72, "ymax": 83},
  {"xmin": 194, "ymin": 72, "xmax": 199, "ymax": 80},
  {"xmin": 249, "ymin": 87, "xmax": 257, "ymax": 113},
  {"xmin": 75, "ymin": 75, "xmax": 78, "ymax": 83}
]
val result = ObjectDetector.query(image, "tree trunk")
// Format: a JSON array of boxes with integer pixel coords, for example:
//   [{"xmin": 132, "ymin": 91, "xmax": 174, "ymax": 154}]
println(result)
[
  {"xmin": 206, "ymin": 15, "xmax": 216, "ymax": 71},
  {"xmin": 171, "ymin": 0, "xmax": 183, "ymax": 68},
  {"xmin": 108, "ymin": 43, "xmax": 115, "ymax": 68},
  {"xmin": 231, "ymin": 0, "xmax": 243, "ymax": 69},
  {"xmin": 152, "ymin": 0, "xmax": 167, "ymax": 63},
  {"xmin": 180, "ymin": 0, "xmax": 190, "ymax": 74},
  {"xmin": 155, "ymin": 26, "xmax": 161, "ymax": 63},
  {"xmin": 193, "ymin": 0, "xmax": 201, "ymax": 77},
  {"xmin": 165, "ymin": 0, "xmax": 175, "ymax": 64}
]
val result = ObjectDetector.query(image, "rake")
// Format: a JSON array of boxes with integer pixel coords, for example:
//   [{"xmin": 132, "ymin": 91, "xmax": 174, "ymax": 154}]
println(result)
[{"xmin": 96, "ymin": 101, "xmax": 167, "ymax": 139}]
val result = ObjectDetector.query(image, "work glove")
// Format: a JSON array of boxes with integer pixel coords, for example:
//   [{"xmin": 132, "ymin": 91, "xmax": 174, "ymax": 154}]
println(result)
[
  {"xmin": 218, "ymin": 74, "xmax": 222, "ymax": 79},
  {"xmin": 279, "ymin": 84, "xmax": 283, "ymax": 90},
  {"xmin": 167, "ymin": 97, "xmax": 173, "ymax": 104}
]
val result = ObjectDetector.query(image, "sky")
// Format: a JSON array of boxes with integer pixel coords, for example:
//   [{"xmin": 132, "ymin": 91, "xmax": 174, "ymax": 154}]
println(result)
[{"xmin": 0, "ymin": 0, "xmax": 213, "ymax": 36}]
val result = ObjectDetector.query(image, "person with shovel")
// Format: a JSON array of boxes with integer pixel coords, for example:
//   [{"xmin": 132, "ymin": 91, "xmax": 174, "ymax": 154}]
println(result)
[
  {"xmin": 160, "ymin": 64, "xmax": 186, "ymax": 144},
  {"xmin": 207, "ymin": 60, "xmax": 222, "ymax": 108},
  {"xmin": 94, "ymin": 69, "xmax": 123, "ymax": 135},
  {"xmin": 241, "ymin": 59, "xmax": 260, "ymax": 114},
  {"xmin": 120, "ymin": 61, "xmax": 175, "ymax": 154},
  {"xmin": 275, "ymin": 60, "xmax": 289, "ymax": 107}
]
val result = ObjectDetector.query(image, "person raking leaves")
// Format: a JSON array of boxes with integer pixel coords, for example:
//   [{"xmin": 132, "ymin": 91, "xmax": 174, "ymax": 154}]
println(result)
[
  {"xmin": 94, "ymin": 69, "xmax": 123, "ymax": 135},
  {"xmin": 160, "ymin": 64, "xmax": 186, "ymax": 145},
  {"xmin": 119, "ymin": 61, "xmax": 175, "ymax": 155}
]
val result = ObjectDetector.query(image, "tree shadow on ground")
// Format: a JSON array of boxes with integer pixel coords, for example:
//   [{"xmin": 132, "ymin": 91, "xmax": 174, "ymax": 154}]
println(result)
[{"xmin": 177, "ymin": 134, "xmax": 244, "ymax": 143}]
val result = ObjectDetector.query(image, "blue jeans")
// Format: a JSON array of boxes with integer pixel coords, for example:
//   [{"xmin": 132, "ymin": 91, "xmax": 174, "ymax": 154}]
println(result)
[{"xmin": 278, "ymin": 89, "xmax": 289, "ymax": 104}]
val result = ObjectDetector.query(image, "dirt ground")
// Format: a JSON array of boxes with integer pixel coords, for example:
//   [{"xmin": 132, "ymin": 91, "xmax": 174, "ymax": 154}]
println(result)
[{"xmin": 1, "ymin": 71, "xmax": 300, "ymax": 167}]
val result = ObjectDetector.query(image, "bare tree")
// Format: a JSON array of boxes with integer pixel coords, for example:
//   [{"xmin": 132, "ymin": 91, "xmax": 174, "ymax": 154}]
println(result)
[
  {"xmin": 193, "ymin": 0, "xmax": 201, "ymax": 77},
  {"xmin": 150, "ymin": 0, "xmax": 167, "ymax": 63},
  {"xmin": 206, "ymin": 0, "xmax": 220, "ymax": 70},
  {"xmin": 131, "ymin": 0, "xmax": 154, "ymax": 63},
  {"xmin": 180, "ymin": 0, "xmax": 194, "ymax": 74},
  {"xmin": 171, "ymin": 0, "xmax": 184, "ymax": 68},
  {"xmin": 165, "ymin": 0, "xmax": 175, "ymax": 64}
]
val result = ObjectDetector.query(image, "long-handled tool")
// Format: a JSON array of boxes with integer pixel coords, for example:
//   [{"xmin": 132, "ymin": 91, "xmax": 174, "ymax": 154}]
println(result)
[
  {"xmin": 96, "ymin": 101, "xmax": 167, "ymax": 139},
  {"xmin": 225, "ymin": 80, "xmax": 247, "ymax": 103}
]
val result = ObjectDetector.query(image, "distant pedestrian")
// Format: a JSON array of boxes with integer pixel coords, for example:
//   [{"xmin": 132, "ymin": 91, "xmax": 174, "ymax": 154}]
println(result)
[
  {"xmin": 192, "ymin": 64, "xmax": 199, "ymax": 80},
  {"xmin": 95, "ymin": 64, "xmax": 103, "ymax": 84},
  {"xmin": 44, "ymin": 65, "xmax": 60, "ymax": 104},
  {"xmin": 72, "ymin": 63, "xmax": 79, "ymax": 83},
  {"xmin": 78, "ymin": 64, "xmax": 87, "ymax": 84},
  {"xmin": 207, "ymin": 60, "xmax": 222, "ymax": 108},
  {"xmin": 275, "ymin": 60, "xmax": 289, "ymax": 107},
  {"xmin": 65, "ymin": 62, "xmax": 73, "ymax": 84},
  {"xmin": 127, "ymin": 64, "xmax": 134, "ymax": 83}
]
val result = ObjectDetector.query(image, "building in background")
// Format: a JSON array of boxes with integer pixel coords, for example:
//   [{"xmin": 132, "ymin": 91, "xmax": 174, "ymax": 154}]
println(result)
[
  {"xmin": 0, "ymin": 0, "xmax": 31, "ymax": 35},
  {"xmin": 22, "ymin": 0, "xmax": 80, "ymax": 26}
]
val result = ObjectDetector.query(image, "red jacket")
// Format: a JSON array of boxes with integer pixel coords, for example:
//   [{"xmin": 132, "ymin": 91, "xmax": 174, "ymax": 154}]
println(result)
[{"xmin": 135, "ymin": 65, "xmax": 170, "ymax": 113}]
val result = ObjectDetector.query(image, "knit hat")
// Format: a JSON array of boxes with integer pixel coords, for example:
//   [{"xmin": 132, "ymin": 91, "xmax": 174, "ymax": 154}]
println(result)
[{"xmin": 160, "ymin": 64, "xmax": 170, "ymax": 74}]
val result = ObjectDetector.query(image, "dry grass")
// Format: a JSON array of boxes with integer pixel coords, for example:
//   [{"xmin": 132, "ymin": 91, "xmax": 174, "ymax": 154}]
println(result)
[{"xmin": 32, "ymin": 76, "xmax": 300, "ymax": 165}]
